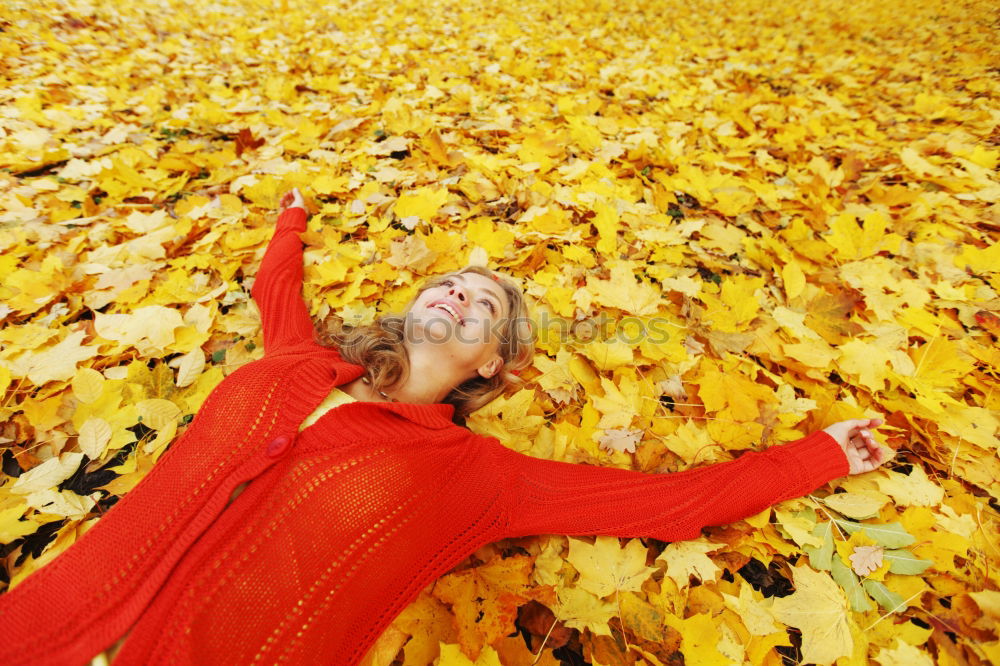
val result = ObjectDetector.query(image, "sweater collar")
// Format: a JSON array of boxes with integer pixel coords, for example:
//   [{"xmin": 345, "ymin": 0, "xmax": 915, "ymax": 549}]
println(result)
[
  {"xmin": 373, "ymin": 401, "xmax": 457, "ymax": 430},
  {"xmin": 332, "ymin": 358, "xmax": 458, "ymax": 431}
]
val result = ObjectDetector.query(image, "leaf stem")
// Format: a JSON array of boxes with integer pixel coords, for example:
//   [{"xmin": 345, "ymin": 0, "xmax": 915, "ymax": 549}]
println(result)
[
  {"xmin": 531, "ymin": 612, "xmax": 559, "ymax": 664},
  {"xmin": 806, "ymin": 494, "xmax": 848, "ymax": 541},
  {"xmin": 860, "ymin": 589, "xmax": 922, "ymax": 631}
]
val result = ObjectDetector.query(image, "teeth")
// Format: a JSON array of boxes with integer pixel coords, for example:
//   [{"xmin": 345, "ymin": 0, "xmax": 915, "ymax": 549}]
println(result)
[{"xmin": 435, "ymin": 303, "xmax": 460, "ymax": 322}]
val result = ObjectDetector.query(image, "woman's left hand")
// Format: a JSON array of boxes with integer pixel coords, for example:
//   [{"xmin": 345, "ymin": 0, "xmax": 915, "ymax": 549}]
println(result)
[
  {"xmin": 280, "ymin": 187, "xmax": 306, "ymax": 212},
  {"xmin": 822, "ymin": 418, "xmax": 890, "ymax": 476}
]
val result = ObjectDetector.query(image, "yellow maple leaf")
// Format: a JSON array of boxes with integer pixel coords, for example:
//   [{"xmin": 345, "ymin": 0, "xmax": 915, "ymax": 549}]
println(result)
[
  {"xmin": 566, "ymin": 536, "xmax": 658, "ymax": 599},
  {"xmin": 465, "ymin": 218, "xmax": 514, "ymax": 259},
  {"xmin": 694, "ymin": 361, "xmax": 772, "ymax": 421},
  {"xmin": 903, "ymin": 336, "xmax": 975, "ymax": 390},
  {"xmin": 579, "ymin": 338, "xmax": 634, "ymax": 371},
  {"xmin": 654, "ymin": 538, "xmax": 724, "ymax": 590},
  {"xmin": 386, "ymin": 591, "xmax": 457, "ymax": 666},
  {"xmin": 874, "ymin": 465, "xmax": 945, "ymax": 508},
  {"xmin": 4, "ymin": 265, "xmax": 67, "ymax": 316},
  {"xmin": 837, "ymin": 339, "xmax": 894, "ymax": 392},
  {"xmin": 782, "ymin": 340, "xmax": 840, "ymax": 369},
  {"xmin": 937, "ymin": 406, "xmax": 999, "ymax": 450},
  {"xmin": 224, "ymin": 225, "xmax": 272, "ymax": 252},
  {"xmin": 720, "ymin": 583, "xmax": 781, "ymax": 637},
  {"xmin": 386, "ymin": 234, "xmax": 438, "ymax": 272},
  {"xmin": 532, "ymin": 350, "xmax": 580, "ymax": 404},
  {"xmin": 393, "ymin": 186, "xmax": 450, "ymax": 223},
  {"xmin": 591, "ymin": 375, "xmax": 641, "ymax": 431},
  {"xmin": 432, "ymin": 554, "xmax": 539, "ymax": 661},
  {"xmin": 466, "ymin": 388, "xmax": 544, "ymax": 451},
  {"xmin": 771, "ymin": 565, "xmax": 853, "ymax": 666},
  {"xmin": 661, "ymin": 611, "xmax": 734, "ymax": 666},
  {"xmin": 586, "ymin": 261, "xmax": 662, "ymax": 316},
  {"xmin": 596, "ymin": 428, "xmax": 643, "ymax": 454},
  {"xmin": 553, "ymin": 585, "xmax": 616, "ymax": 637},
  {"xmin": 873, "ymin": 639, "xmax": 936, "ymax": 666},
  {"xmin": 652, "ymin": 419, "xmax": 728, "ymax": 465},
  {"xmin": 825, "ymin": 211, "xmax": 901, "ymax": 261}
]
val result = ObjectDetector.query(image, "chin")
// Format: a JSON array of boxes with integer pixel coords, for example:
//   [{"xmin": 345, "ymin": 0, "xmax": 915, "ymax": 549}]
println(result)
[{"xmin": 412, "ymin": 317, "xmax": 460, "ymax": 344}]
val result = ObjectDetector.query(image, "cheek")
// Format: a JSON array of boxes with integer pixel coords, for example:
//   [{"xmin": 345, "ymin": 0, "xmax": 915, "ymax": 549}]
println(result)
[{"xmin": 414, "ymin": 293, "xmax": 437, "ymax": 310}]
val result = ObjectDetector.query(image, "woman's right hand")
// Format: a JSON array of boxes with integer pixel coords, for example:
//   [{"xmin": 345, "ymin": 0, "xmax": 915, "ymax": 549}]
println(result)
[
  {"xmin": 822, "ymin": 417, "xmax": 890, "ymax": 475},
  {"xmin": 280, "ymin": 187, "xmax": 306, "ymax": 212}
]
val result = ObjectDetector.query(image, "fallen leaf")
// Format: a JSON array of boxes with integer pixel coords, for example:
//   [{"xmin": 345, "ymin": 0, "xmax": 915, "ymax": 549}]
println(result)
[
  {"xmin": 848, "ymin": 544, "xmax": 885, "ymax": 577},
  {"xmin": 567, "ymin": 536, "xmax": 658, "ymax": 599}
]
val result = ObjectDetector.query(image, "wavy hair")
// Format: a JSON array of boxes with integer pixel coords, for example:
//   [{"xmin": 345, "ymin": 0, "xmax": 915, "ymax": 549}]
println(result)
[{"xmin": 313, "ymin": 266, "xmax": 535, "ymax": 425}]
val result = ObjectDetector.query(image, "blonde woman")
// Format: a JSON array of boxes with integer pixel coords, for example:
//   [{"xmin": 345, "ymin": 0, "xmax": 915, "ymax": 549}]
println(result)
[{"xmin": 0, "ymin": 188, "xmax": 887, "ymax": 665}]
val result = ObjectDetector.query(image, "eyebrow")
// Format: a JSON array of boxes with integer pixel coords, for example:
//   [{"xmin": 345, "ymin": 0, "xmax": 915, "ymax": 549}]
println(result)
[{"xmin": 452, "ymin": 274, "xmax": 504, "ymax": 314}]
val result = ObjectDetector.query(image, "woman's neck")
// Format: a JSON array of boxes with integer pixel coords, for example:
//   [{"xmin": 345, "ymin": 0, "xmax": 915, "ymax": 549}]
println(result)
[{"xmin": 369, "ymin": 340, "xmax": 472, "ymax": 404}]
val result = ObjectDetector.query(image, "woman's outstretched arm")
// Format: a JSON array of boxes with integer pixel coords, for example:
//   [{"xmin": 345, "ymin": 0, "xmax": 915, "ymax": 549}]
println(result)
[
  {"xmin": 495, "ymin": 419, "xmax": 886, "ymax": 542},
  {"xmin": 249, "ymin": 189, "xmax": 317, "ymax": 356}
]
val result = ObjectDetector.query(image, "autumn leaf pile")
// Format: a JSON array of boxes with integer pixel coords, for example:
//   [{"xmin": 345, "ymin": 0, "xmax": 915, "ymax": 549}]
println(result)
[{"xmin": 1, "ymin": 0, "xmax": 999, "ymax": 664}]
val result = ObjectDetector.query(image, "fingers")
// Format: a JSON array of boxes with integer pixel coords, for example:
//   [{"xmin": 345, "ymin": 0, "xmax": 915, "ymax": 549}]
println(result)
[
  {"xmin": 857, "ymin": 437, "xmax": 889, "ymax": 470},
  {"xmin": 279, "ymin": 189, "xmax": 306, "ymax": 212},
  {"xmin": 832, "ymin": 416, "xmax": 893, "ymax": 476},
  {"xmin": 849, "ymin": 418, "xmax": 883, "ymax": 445},
  {"xmin": 287, "ymin": 188, "xmax": 305, "ymax": 208}
]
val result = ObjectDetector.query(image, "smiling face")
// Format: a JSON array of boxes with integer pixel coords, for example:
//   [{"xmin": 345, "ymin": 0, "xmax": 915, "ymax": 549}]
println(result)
[{"xmin": 405, "ymin": 271, "xmax": 510, "ymax": 380}]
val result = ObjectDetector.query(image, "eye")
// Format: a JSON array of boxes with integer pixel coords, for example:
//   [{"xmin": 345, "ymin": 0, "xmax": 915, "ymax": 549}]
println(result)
[
  {"xmin": 441, "ymin": 279, "xmax": 454, "ymax": 287},
  {"xmin": 481, "ymin": 300, "xmax": 496, "ymax": 314}
]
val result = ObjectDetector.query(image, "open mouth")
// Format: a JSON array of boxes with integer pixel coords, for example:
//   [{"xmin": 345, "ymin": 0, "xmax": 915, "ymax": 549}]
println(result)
[{"xmin": 429, "ymin": 302, "xmax": 463, "ymax": 325}]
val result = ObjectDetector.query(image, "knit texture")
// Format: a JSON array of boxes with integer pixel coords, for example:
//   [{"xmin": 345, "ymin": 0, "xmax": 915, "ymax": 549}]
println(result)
[
  {"xmin": 299, "ymin": 386, "xmax": 357, "ymax": 432},
  {"xmin": 0, "ymin": 207, "xmax": 850, "ymax": 665}
]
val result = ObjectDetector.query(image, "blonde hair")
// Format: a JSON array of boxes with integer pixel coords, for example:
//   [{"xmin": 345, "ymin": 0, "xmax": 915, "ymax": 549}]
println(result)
[{"xmin": 313, "ymin": 266, "xmax": 535, "ymax": 425}]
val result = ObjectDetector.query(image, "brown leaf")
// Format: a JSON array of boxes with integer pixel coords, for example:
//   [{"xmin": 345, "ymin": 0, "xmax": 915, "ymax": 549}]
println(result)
[
  {"xmin": 235, "ymin": 128, "xmax": 265, "ymax": 157},
  {"xmin": 516, "ymin": 600, "xmax": 572, "ymax": 650}
]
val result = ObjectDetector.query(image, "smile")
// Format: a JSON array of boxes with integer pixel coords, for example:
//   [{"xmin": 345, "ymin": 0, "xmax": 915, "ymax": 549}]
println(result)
[{"xmin": 429, "ymin": 302, "xmax": 464, "ymax": 325}]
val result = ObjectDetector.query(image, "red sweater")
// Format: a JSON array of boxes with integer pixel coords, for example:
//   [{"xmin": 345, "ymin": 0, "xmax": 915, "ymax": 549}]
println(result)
[{"xmin": 0, "ymin": 208, "xmax": 850, "ymax": 665}]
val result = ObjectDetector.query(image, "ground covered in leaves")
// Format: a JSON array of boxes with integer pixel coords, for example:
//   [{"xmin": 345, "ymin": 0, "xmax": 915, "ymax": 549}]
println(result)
[{"xmin": 1, "ymin": 0, "xmax": 999, "ymax": 664}]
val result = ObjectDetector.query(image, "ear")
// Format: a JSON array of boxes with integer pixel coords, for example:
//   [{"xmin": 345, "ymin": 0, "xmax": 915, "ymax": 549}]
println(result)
[{"xmin": 477, "ymin": 355, "xmax": 503, "ymax": 379}]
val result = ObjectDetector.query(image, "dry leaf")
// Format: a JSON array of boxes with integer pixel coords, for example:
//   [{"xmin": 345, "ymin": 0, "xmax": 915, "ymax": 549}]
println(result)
[
  {"xmin": 597, "ymin": 428, "xmax": 643, "ymax": 454},
  {"xmin": 849, "ymin": 545, "xmax": 885, "ymax": 577},
  {"xmin": 2, "ymin": 3, "xmax": 996, "ymax": 666}
]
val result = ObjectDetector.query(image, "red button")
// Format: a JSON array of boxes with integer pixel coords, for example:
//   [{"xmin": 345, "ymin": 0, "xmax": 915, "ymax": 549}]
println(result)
[{"xmin": 266, "ymin": 435, "xmax": 292, "ymax": 457}]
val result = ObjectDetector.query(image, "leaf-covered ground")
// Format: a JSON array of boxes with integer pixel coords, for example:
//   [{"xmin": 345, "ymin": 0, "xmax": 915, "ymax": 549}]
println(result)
[{"xmin": 1, "ymin": 0, "xmax": 999, "ymax": 664}]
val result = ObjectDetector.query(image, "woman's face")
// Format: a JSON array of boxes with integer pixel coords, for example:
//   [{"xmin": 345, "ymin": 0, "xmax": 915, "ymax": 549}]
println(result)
[{"xmin": 405, "ymin": 272, "xmax": 509, "ymax": 379}]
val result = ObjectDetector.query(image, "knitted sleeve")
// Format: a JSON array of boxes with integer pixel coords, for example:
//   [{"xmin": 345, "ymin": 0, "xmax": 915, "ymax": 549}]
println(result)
[
  {"xmin": 495, "ymin": 430, "xmax": 850, "ymax": 542},
  {"xmin": 249, "ymin": 207, "xmax": 317, "ymax": 355}
]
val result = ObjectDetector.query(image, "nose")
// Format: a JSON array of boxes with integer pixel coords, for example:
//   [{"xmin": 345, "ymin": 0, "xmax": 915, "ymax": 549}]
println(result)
[{"xmin": 448, "ymin": 285, "xmax": 467, "ymax": 302}]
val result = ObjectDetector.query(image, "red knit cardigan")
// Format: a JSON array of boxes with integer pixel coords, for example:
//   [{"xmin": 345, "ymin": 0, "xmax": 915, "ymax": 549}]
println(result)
[{"xmin": 0, "ymin": 207, "xmax": 850, "ymax": 665}]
